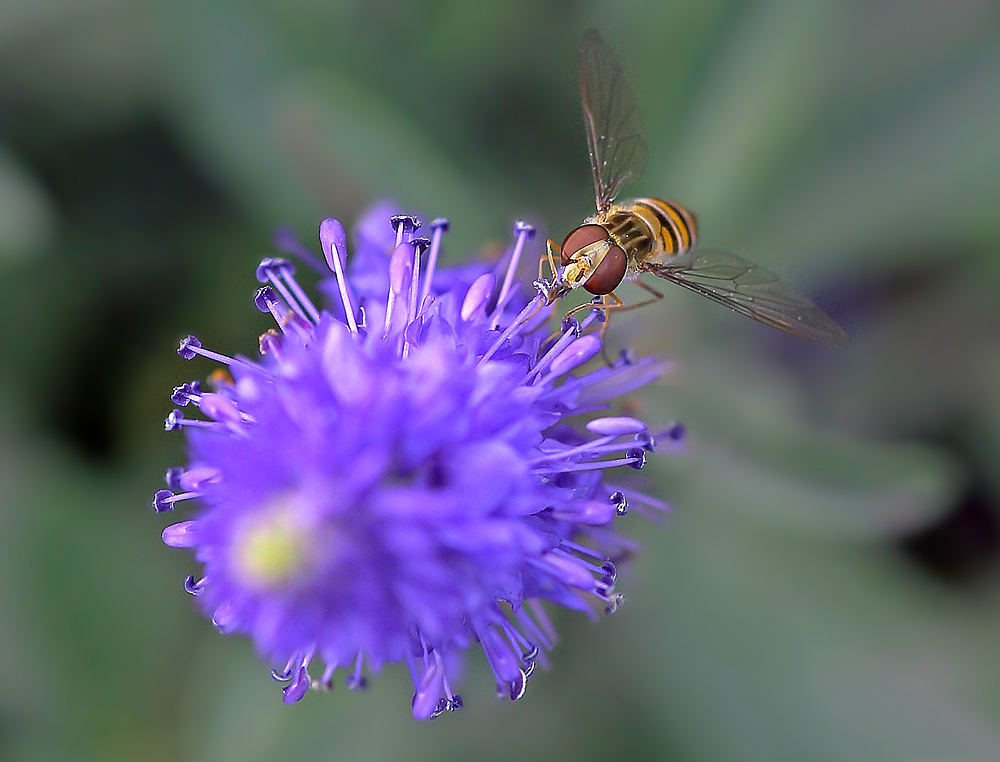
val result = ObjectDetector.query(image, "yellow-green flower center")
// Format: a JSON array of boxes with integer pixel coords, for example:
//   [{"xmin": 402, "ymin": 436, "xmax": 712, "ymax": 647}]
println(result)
[{"xmin": 232, "ymin": 495, "xmax": 312, "ymax": 590}]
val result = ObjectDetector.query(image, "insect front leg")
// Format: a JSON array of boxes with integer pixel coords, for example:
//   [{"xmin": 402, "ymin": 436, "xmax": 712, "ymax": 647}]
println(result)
[{"xmin": 541, "ymin": 239, "xmax": 561, "ymax": 281}]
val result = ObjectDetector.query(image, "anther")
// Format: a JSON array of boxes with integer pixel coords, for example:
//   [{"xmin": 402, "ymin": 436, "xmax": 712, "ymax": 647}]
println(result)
[
  {"xmin": 610, "ymin": 490, "xmax": 629, "ymax": 515},
  {"xmin": 589, "ymin": 296, "xmax": 607, "ymax": 322},
  {"xmin": 390, "ymin": 215, "xmax": 421, "ymax": 247},
  {"xmin": 562, "ymin": 315, "xmax": 581, "ymax": 337},
  {"xmin": 177, "ymin": 335, "xmax": 201, "ymax": 360},
  {"xmin": 254, "ymin": 286, "xmax": 279, "ymax": 315},
  {"xmin": 665, "ymin": 422, "xmax": 686, "ymax": 442},
  {"xmin": 165, "ymin": 467, "xmax": 184, "ymax": 490},
  {"xmin": 616, "ymin": 348, "xmax": 638, "ymax": 367},
  {"xmin": 164, "ymin": 410, "xmax": 184, "ymax": 431},
  {"xmin": 600, "ymin": 561, "xmax": 617, "ymax": 585},
  {"xmin": 171, "ymin": 383, "xmax": 199, "ymax": 406},
  {"xmin": 259, "ymin": 329, "xmax": 282, "ymax": 356},
  {"xmin": 255, "ymin": 257, "xmax": 290, "ymax": 283},
  {"xmin": 626, "ymin": 447, "xmax": 647, "ymax": 470},
  {"xmin": 318, "ymin": 663, "xmax": 337, "ymax": 691},
  {"xmin": 153, "ymin": 489, "xmax": 199, "ymax": 513},
  {"xmin": 347, "ymin": 652, "xmax": 367, "ymax": 691},
  {"xmin": 634, "ymin": 431, "xmax": 656, "ymax": 451},
  {"xmin": 152, "ymin": 489, "xmax": 175, "ymax": 512},
  {"xmin": 183, "ymin": 575, "xmax": 206, "ymax": 595}
]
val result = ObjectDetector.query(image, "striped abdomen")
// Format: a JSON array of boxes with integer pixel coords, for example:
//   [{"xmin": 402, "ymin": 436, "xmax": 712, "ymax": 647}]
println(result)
[{"xmin": 600, "ymin": 198, "xmax": 698, "ymax": 266}]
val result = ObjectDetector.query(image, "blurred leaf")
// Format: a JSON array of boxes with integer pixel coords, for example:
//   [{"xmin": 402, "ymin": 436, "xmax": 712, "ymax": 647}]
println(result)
[
  {"xmin": 0, "ymin": 411, "xmax": 200, "ymax": 761},
  {"xmin": 645, "ymin": 351, "xmax": 963, "ymax": 538},
  {"xmin": 624, "ymin": 499, "xmax": 1000, "ymax": 762},
  {"xmin": 0, "ymin": 145, "xmax": 54, "ymax": 264}
]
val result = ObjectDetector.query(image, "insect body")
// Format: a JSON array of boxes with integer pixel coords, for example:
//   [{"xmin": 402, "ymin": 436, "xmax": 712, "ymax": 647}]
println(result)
[{"xmin": 544, "ymin": 29, "xmax": 848, "ymax": 345}]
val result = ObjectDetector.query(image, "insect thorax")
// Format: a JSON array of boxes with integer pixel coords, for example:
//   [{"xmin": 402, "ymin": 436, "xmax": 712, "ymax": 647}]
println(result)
[{"xmin": 595, "ymin": 198, "xmax": 698, "ymax": 267}]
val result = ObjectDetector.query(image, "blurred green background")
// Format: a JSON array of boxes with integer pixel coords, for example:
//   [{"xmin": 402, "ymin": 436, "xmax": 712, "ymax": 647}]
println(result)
[{"xmin": 2, "ymin": 0, "xmax": 1000, "ymax": 760}]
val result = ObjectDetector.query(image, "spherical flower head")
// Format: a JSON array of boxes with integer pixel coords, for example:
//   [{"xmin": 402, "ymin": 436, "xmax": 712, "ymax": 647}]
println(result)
[{"xmin": 156, "ymin": 208, "xmax": 677, "ymax": 719}]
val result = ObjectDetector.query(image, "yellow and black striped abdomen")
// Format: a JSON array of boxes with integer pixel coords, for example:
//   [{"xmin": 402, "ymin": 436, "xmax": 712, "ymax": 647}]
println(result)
[{"xmin": 630, "ymin": 198, "xmax": 698, "ymax": 256}]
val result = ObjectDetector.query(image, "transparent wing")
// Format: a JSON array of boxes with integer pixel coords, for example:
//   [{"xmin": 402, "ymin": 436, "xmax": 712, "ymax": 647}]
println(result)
[
  {"xmin": 641, "ymin": 249, "xmax": 850, "ymax": 344},
  {"xmin": 579, "ymin": 29, "xmax": 647, "ymax": 213}
]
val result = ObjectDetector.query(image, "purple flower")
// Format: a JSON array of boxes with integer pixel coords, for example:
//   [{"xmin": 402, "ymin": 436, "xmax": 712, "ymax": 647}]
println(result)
[{"xmin": 154, "ymin": 208, "xmax": 676, "ymax": 719}]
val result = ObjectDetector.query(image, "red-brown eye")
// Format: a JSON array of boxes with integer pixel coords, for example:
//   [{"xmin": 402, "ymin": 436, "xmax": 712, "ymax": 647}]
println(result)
[
  {"xmin": 583, "ymin": 244, "xmax": 627, "ymax": 295},
  {"xmin": 561, "ymin": 224, "xmax": 609, "ymax": 265}
]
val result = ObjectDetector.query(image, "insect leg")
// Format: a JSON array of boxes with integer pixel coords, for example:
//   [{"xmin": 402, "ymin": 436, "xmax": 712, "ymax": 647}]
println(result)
[
  {"xmin": 543, "ymin": 239, "xmax": 561, "ymax": 281},
  {"xmin": 609, "ymin": 278, "xmax": 664, "ymax": 313}
]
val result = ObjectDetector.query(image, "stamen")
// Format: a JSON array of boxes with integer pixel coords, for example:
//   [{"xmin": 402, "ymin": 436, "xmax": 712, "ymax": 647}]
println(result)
[
  {"xmin": 664, "ymin": 422, "xmax": 686, "ymax": 442},
  {"xmin": 256, "ymin": 258, "xmax": 317, "ymax": 325},
  {"xmin": 257, "ymin": 257, "xmax": 319, "ymax": 323},
  {"xmin": 408, "ymin": 237, "xmax": 429, "ymax": 327},
  {"xmin": 558, "ymin": 540, "xmax": 608, "ymax": 561},
  {"xmin": 478, "ymin": 294, "xmax": 544, "ymax": 364},
  {"xmin": 529, "ymin": 312, "xmax": 599, "ymax": 382},
  {"xmin": 254, "ymin": 286, "xmax": 292, "ymax": 334},
  {"xmin": 319, "ymin": 218, "xmax": 358, "ymax": 334},
  {"xmin": 183, "ymin": 575, "xmax": 206, "ymax": 595},
  {"xmin": 164, "ymin": 409, "xmax": 230, "ymax": 435},
  {"xmin": 152, "ymin": 489, "xmax": 199, "ymax": 513},
  {"xmin": 390, "ymin": 215, "xmax": 421, "ymax": 247},
  {"xmin": 530, "ymin": 552, "xmax": 596, "ymax": 591},
  {"xmin": 515, "ymin": 607, "xmax": 553, "ymax": 653},
  {"xmin": 547, "ymin": 499, "xmax": 615, "ymax": 525},
  {"xmin": 601, "ymin": 486, "xmax": 670, "ymax": 520},
  {"xmin": 318, "ymin": 662, "xmax": 337, "ymax": 691},
  {"xmin": 177, "ymin": 336, "xmax": 274, "ymax": 379},
  {"xmin": 531, "ymin": 449, "xmax": 645, "ymax": 475},
  {"xmin": 259, "ymin": 329, "xmax": 281, "ymax": 356},
  {"xmin": 420, "ymin": 218, "xmax": 449, "ymax": 305},
  {"xmin": 625, "ymin": 446, "xmax": 646, "ymax": 470},
  {"xmin": 347, "ymin": 652, "xmax": 367, "ymax": 690},
  {"xmin": 164, "ymin": 467, "xmax": 184, "ymax": 490},
  {"xmin": 491, "ymin": 221, "xmax": 536, "ymax": 327},
  {"xmin": 478, "ymin": 626, "xmax": 524, "ymax": 698},
  {"xmin": 529, "ymin": 434, "xmax": 616, "ymax": 465},
  {"xmin": 170, "ymin": 383, "xmax": 198, "ymax": 406}
]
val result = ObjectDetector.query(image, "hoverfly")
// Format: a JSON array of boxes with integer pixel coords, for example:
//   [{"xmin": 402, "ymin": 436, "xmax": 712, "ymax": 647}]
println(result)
[{"xmin": 541, "ymin": 29, "xmax": 849, "ymax": 345}]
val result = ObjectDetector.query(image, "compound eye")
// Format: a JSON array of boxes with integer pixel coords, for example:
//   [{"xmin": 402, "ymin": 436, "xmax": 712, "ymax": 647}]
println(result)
[
  {"xmin": 561, "ymin": 224, "xmax": 609, "ymax": 265},
  {"xmin": 583, "ymin": 244, "xmax": 627, "ymax": 295}
]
